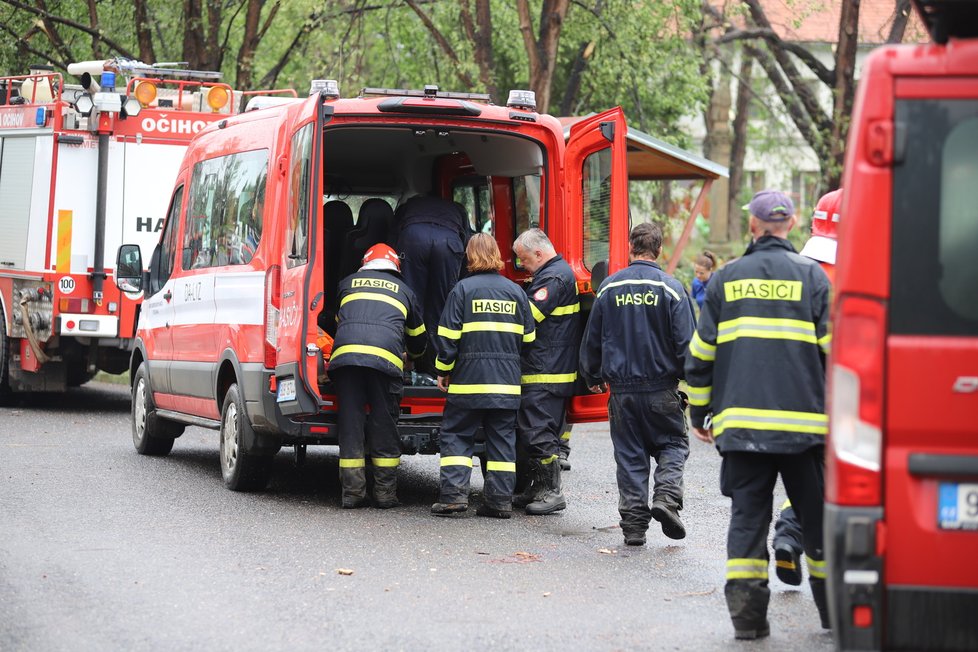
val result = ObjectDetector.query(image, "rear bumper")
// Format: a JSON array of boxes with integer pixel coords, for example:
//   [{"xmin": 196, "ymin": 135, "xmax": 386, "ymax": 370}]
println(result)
[
  {"xmin": 886, "ymin": 585, "xmax": 978, "ymax": 651},
  {"xmin": 825, "ymin": 503, "xmax": 884, "ymax": 651}
]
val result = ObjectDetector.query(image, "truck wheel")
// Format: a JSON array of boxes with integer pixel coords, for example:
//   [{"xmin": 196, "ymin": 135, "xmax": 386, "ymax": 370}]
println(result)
[
  {"xmin": 220, "ymin": 383, "xmax": 273, "ymax": 492},
  {"xmin": 131, "ymin": 365, "xmax": 182, "ymax": 456},
  {"xmin": 0, "ymin": 304, "xmax": 14, "ymax": 406}
]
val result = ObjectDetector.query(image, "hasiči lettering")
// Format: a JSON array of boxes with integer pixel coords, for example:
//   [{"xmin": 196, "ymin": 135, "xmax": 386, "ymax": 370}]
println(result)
[
  {"xmin": 615, "ymin": 291, "xmax": 660, "ymax": 307},
  {"xmin": 472, "ymin": 299, "xmax": 517, "ymax": 314},
  {"xmin": 352, "ymin": 278, "xmax": 399, "ymax": 292},
  {"xmin": 724, "ymin": 279, "xmax": 802, "ymax": 302}
]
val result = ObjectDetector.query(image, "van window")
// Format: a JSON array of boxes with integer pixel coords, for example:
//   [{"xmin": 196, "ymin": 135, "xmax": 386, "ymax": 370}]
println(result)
[
  {"xmin": 182, "ymin": 149, "xmax": 268, "ymax": 270},
  {"xmin": 452, "ymin": 177, "xmax": 492, "ymax": 234},
  {"xmin": 891, "ymin": 99, "xmax": 978, "ymax": 335},
  {"xmin": 513, "ymin": 173, "xmax": 542, "ymax": 234},
  {"xmin": 287, "ymin": 124, "xmax": 314, "ymax": 268},
  {"xmin": 582, "ymin": 148, "xmax": 612, "ymax": 272},
  {"xmin": 156, "ymin": 185, "xmax": 183, "ymax": 290}
]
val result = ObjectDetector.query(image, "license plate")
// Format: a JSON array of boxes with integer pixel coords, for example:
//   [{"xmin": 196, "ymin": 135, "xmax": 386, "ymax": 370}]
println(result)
[
  {"xmin": 276, "ymin": 377, "xmax": 296, "ymax": 403},
  {"xmin": 938, "ymin": 482, "xmax": 978, "ymax": 530}
]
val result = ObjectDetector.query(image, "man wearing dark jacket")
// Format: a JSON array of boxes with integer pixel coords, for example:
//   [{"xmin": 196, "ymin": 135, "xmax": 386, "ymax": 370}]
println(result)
[
  {"xmin": 328, "ymin": 244, "xmax": 426, "ymax": 509},
  {"xmin": 686, "ymin": 190, "xmax": 831, "ymax": 640},
  {"xmin": 580, "ymin": 222, "xmax": 695, "ymax": 546}
]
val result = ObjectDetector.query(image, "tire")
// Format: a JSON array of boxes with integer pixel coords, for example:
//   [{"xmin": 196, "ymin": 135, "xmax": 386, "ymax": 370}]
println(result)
[
  {"xmin": 131, "ymin": 365, "xmax": 182, "ymax": 456},
  {"xmin": 0, "ymin": 303, "xmax": 12, "ymax": 406},
  {"xmin": 220, "ymin": 383, "xmax": 273, "ymax": 492}
]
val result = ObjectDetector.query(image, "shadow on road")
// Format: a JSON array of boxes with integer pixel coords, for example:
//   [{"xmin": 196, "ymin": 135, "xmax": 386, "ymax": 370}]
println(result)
[{"xmin": 2, "ymin": 381, "xmax": 130, "ymax": 414}]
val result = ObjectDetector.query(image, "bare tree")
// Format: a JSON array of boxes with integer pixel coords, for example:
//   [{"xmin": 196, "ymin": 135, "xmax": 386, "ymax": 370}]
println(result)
[{"xmin": 516, "ymin": 0, "xmax": 570, "ymax": 112}]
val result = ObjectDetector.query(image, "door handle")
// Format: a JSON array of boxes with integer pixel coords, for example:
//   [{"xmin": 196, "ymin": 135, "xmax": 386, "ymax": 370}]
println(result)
[{"xmin": 163, "ymin": 290, "xmax": 172, "ymax": 302}]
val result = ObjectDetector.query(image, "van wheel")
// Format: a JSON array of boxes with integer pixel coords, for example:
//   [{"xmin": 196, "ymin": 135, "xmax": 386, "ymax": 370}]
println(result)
[
  {"xmin": 220, "ymin": 383, "xmax": 273, "ymax": 492},
  {"xmin": 0, "ymin": 304, "xmax": 12, "ymax": 406},
  {"xmin": 132, "ymin": 365, "xmax": 183, "ymax": 456}
]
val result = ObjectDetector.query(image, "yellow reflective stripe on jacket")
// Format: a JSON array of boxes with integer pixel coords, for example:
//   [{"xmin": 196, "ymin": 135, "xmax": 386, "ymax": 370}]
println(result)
[
  {"xmin": 371, "ymin": 457, "xmax": 400, "ymax": 467},
  {"xmin": 530, "ymin": 302, "xmax": 546, "ymax": 323},
  {"xmin": 685, "ymin": 384, "xmax": 712, "ymax": 407},
  {"xmin": 818, "ymin": 332, "xmax": 831, "ymax": 354},
  {"xmin": 405, "ymin": 323, "xmax": 426, "ymax": 337},
  {"xmin": 440, "ymin": 455, "xmax": 473, "ymax": 468},
  {"xmin": 340, "ymin": 292, "xmax": 407, "ymax": 317},
  {"xmin": 551, "ymin": 302, "xmax": 580, "ymax": 316},
  {"xmin": 438, "ymin": 325, "xmax": 461, "ymax": 340},
  {"xmin": 713, "ymin": 407, "xmax": 828, "ymax": 437},
  {"xmin": 521, "ymin": 372, "xmax": 577, "ymax": 384},
  {"xmin": 330, "ymin": 344, "xmax": 403, "ymax": 370},
  {"xmin": 339, "ymin": 458, "xmax": 365, "ymax": 468},
  {"xmin": 716, "ymin": 316, "xmax": 817, "ymax": 345},
  {"xmin": 461, "ymin": 321, "xmax": 524, "ymax": 335},
  {"xmin": 485, "ymin": 460, "xmax": 516, "ymax": 472},
  {"xmin": 726, "ymin": 558, "xmax": 768, "ymax": 580},
  {"xmin": 523, "ymin": 329, "xmax": 536, "ymax": 343},
  {"xmin": 597, "ymin": 278, "xmax": 682, "ymax": 302},
  {"xmin": 689, "ymin": 331, "xmax": 717, "ymax": 361},
  {"xmin": 806, "ymin": 555, "xmax": 827, "ymax": 579},
  {"xmin": 448, "ymin": 383, "xmax": 521, "ymax": 395},
  {"xmin": 435, "ymin": 358, "xmax": 455, "ymax": 372}
]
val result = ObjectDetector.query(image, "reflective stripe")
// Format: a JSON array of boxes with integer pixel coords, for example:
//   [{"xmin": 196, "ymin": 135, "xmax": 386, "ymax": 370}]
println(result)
[
  {"xmin": 340, "ymin": 292, "xmax": 407, "ymax": 317},
  {"xmin": 689, "ymin": 331, "xmax": 717, "ymax": 361},
  {"xmin": 530, "ymin": 302, "xmax": 546, "ymax": 323},
  {"xmin": 597, "ymin": 278, "xmax": 682, "ymax": 302},
  {"xmin": 438, "ymin": 325, "xmax": 461, "ymax": 340},
  {"xmin": 713, "ymin": 407, "xmax": 828, "ymax": 437},
  {"xmin": 523, "ymin": 330, "xmax": 536, "ymax": 343},
  {"xmin": 521, "ymin": 372, "xmax": 577, "ymax": 384},
  {"xmin": 485, "ymin": 460, "xmax": 516, "ymax": 472},
  {"xmin": 440, "ymin": 455, "xmax": 473, "ymax": 468},
  {"xmin": 716, "ymin": 317, "xmax": 817, "ymax": 345},
  {"xmin": 560, "ymin": 430, "xmax": 571, "ymax": 441},
  {"xmin": 726, "ymin": 558, "xmax": 768, "ymax": 580},
  {"xmin": 780, "ymin": 498, "xmax": 792, "ymax": 510},
  {"xmin": 371, "ymin": 457, "xmax": 400, "ymax": 467},
  {"xmin": 551, "ymin": 302, "xmax": 580, "ymax": 315},
  {"xmin": 776, "ymin": 558, "xmax": 797, "ymax": 570},
  {"xmin": 435, "ymin": 358, "xmax": 455, "ymax": 372},
  {"xmin": 405, "ymin": 323, "xmax": 426, "ymax": 337},
  {"xmin": 685, "ymin": 384, "xmax": 712, "ymax": 407},
  {"xmin": 448, "ymin": 383, "xmax": 521, "ymax": 395},
  {"xmin": 462, "ymin": 321, "xmax": 524, "ymax": 335},
  {"xmin": 539, "ymin": 454, "xmax": 559, "ymax": 465},
  {"xmin": 818, "ymin": 332, "xmax": 831, "ymax": 353},
  {"xmin": 806, "ymin": 555, "xmax": 827, "ymax": 579},
  {"xmin": 339, "ymin": 458, "xmax": 365, "ymax": 468},
  {"xmin": 330, "ymin": 344, "xmax": 403, "ymax": 370}
]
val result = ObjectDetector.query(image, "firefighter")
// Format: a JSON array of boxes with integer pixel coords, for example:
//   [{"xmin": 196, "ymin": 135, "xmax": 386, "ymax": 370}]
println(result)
[
  {"xmin": 580, "ymin": 222, "xmax": 695, "ymax": 546},
  {"xmin": 511, "ymin": 228, "xmax": 581, "ymax": 514},
  {"xmin": 686, "ymin": 190, "xmax": 832, "ymax": 639},
  {"xmin": 774, "ymin": 187, "xmax": 842, "ymax": 586},
  {"xmin": 432, "ymin": 233, "xmax": 535, "ymax": 518},
  {"xmin": 328, "ymin": 244, "xmax": 426, "ymax": 509},
  {"xmin": 396, "ymin": 194, "xmax": 469, "ymax": 376}
]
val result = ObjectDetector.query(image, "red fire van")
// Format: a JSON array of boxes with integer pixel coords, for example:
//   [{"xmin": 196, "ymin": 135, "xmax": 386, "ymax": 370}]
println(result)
[{"xmin": 825, "ymin": 1, "xmax": 978, "ymax": 649}]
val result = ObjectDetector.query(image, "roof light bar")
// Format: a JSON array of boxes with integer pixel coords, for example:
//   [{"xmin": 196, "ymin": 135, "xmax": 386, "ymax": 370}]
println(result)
[
  {"xmin": 360, "ymin": 87, "xmax": 492, "ymax": 102},
  {"xmin": 506, "ymin": 89, "xmax": 537, "ymax": 111},
  {"xmin": 310, "ymin": 79, "xmax": 340, "ymax": 99}
]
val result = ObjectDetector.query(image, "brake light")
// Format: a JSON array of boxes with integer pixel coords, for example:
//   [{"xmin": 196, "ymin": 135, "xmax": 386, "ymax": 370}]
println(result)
[
  {"xmin": 827, "ymin": 296, "xmax": 885, "ymax": 505},
  {"xmin": 264, "ymin": 265, "xmax": 281, "ymax": 369}
]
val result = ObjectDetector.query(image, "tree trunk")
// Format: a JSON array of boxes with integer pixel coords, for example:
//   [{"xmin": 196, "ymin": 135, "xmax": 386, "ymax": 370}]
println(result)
[
  {"xmin": 888, "ymin": 0, "xmax": 912, "ymax": 43},
  {"xmin": 182, "ymin": 0, "xmax": 206, "ymax": 70},
  {"xmin": 134, "ymin": 0, "xmax": 157, "ymax": 64},
  {"xmin": 236, "ymin": 0, "xmax": 263, "ymax": 88},
  {"xmin": 728, "ymin": 50, "xmax": 753, "ymax": 243},
  {"xmin": 828, "ymin": 0, "xmax": 861, "ymax": 189},
  {"xmin": 516, "ymin": 0, "xmax": 570, "ymax": 113},
  {"xmin": 86, "ymin": 0, "xmax": 101, "ymax": 59}
]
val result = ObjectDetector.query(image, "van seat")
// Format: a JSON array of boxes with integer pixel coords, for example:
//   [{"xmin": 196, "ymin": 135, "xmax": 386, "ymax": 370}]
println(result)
[
  {"xmin": 337, "ymin": 199, "xmax": 395, "ymax": 282},
  {"xmin": 322, "ymin": 200, "xmax": 354, "ymax": 335}
]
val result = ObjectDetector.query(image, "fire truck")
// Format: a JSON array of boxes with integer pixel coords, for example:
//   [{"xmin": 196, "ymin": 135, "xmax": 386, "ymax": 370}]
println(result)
[{"xmin": 0, "ymin": 59, "xmax": 294, "ymax": 402}]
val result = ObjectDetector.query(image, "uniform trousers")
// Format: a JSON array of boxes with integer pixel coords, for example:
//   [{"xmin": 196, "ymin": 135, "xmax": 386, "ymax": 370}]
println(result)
[
  {"xmin": 516, "ymin": 387, "xmax": 567, "ymax": 460},
  {"xmin": 438, "ymin": 404, "xmax": 517, "ymax": 509},
  {"xmin": 332, "ymin": 367, "xmax": 402, "ymax": 465}
]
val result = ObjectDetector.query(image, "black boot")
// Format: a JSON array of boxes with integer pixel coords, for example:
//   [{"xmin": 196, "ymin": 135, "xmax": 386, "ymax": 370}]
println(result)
[
  {"xmin": 372, "ymin": 466, "xmax": 400, "ymax": 509},
  {"xmin": 726, "ymin": 580, "xmax": 771, "ymax": 640},
  {"xmin": 341, "ymin": 467, "xmax": 369, "ymax": 509},
  {"xmin": 513, "ymin": 458, "xmax": 543, "ymax": 508},
  {"xmin": 650, "ymin": 499, "xmax": 686, "ymax": 540},
  {"xmin": 810, "ymin": 578, "xmax": 831, "ymax": 629},
  {"xmin": 774, "ymin": 543, "xmax": 803, "ymax": 586},
  {"xmin": 525, "ymin": 457, "xmax": 567, "ymax": 515}
]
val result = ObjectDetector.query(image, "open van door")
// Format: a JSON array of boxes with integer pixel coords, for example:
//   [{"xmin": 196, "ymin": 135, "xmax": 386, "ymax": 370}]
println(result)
[
  {"xmin": 563, "ymin": 107, "xmax": 630, "ymax": 423},
  {"xmin": 274, "ymin": 98, "xmax": 325, "ymax": 416}
]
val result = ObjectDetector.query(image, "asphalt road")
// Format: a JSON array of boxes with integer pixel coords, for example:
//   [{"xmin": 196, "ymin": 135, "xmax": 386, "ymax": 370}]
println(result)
[{"xmin": 0, "ymin": 382, "xmax": 833, "ymax": 652}]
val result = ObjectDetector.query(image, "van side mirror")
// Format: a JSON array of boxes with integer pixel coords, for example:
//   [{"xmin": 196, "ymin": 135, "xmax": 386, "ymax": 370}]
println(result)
[{"xmin": 115, "ymin": 244, "xmax": 143, "ymax": 293}]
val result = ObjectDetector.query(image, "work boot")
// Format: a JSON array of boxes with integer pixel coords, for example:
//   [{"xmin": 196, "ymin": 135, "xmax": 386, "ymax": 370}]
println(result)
[
  {"xmin": 650, "ymin": 499, "xmax": 686, "ymax": 540},
  {"xmin": 431, "ymin": 502, "xmax": 468, "ymax": 516},
  {"xmin": 525, "ymin": 457, "xmax": 567, "ymax": 515},
  {"xmin": 476, "ymin": 503, "xmax": 513, "ymax": 519},
  {"xmin": 726, "ymin": 580, "xmax": 771, "ymax": 640},
  {"xmin": 513, "ymin": 459, "xmax": 544, "ymax": 508},
  {"xmin": 774, "ymin": 544, "xmax": 803, "ymax": 586},
  {"xmin": 341, "ymin": 467, "xmax": 369, "ymax": 509},
  {"xmin": 372, "ymin": 466, "xmax": 400, "ymax": 509},
  {"xmin": 623, "ymin": 529, "xmax": 647, "ymax": 546},
  {"xmin": 558, "ymin": 452, "xmax": 571, "ymax": 471},
  {"xmin": 811, "ymin": 578, "xmax": 831, "ymax": 629}
]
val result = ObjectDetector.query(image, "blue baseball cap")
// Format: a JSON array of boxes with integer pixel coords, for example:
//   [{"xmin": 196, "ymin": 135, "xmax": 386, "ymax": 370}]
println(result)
[{"xmin": 745, "ymin": 189, "xmax": 795, "ymax": 222}]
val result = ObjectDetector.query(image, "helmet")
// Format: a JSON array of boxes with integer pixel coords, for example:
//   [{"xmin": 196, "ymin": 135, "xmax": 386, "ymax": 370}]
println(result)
[
  {"xmin": 800, "ymin": 188, "xmax": 842, "ymax": 265},
  {"xmin": 361, "ymin": 243, "xmax": 400, "ymax": 271}
]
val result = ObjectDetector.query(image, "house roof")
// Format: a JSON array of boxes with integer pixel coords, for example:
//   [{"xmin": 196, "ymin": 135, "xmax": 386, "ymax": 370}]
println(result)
[{"xmin": 740, "ymin": 0, "xmax": 928, "ymax": 44}]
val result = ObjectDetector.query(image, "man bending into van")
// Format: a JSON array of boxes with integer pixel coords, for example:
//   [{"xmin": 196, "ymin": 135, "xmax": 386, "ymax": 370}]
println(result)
[{"xmin": 328, "ymin": 244, "xmax": 426, "ymax": 508}]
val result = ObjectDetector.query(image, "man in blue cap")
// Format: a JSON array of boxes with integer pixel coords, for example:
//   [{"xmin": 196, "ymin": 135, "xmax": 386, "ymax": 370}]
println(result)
[{"xmin": 685, "ymin": 190, "xmax": 832, "ymax": 640}]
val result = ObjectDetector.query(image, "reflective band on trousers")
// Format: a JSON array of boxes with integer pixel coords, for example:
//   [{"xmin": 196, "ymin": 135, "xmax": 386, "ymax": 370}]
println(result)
[
  {"xmin": 448, "ymin": 383, "xmax": 521, "ymax": 395},
  {"xmin": 689, "ymin": 331, "xmax": 716, "ymax": 361},
  {"xmin": 340, "ymin": 292, "xmax": 407, "ymax": 317},
  {"xmin": 485, "ymin": 461, "xmax": 516, "ymax": 472},
  {"xmin": 560, "ymin": 431, "xmax": 571, "ymax": 441},
  {"xmin": 726, "ymin": 558, "xmax": 768, "ymax": 580},
  {"xmin": 440, "ymin": 456, "xmax": 473, "ymax": 467},
  {"xmin": 330, "ymin": 344, "xmax": 403, "ymax": 370},
  {"xmin": 716, "ymin": 317, "xmax": 817, "ymax": 345},
  {"xmin": 540, "ymin": 454, "xmax": 559, "ymax": 465},
  {"xmin": 521, "ymin": 372, "xmax": 577, "ymax": 384},
  {"xmin": 685, "ymin": 384, "xmax": 712, "ymax": 407},
  {"xmin": 339, "ymin": 458, "xmax": 365, "ymax": 468},
  {"xmin": 372, "ymin": 457, "xmax": 400, "ymax": 467},
  {"xmin": 713, "ymin": 407, "xmax": 828, "ymax": 437},
  {"xmin": 806, "ymin": 555, "xmax": 827, "ymax": 579},
  {"xmin": 597, "ymin": 278, "xmax": 682, "ymax": 302}
]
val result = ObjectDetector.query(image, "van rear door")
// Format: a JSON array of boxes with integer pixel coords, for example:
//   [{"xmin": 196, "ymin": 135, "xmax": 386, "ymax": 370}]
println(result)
[
  {"xmin": 562, "ymin": 107, "xmax": 630, "ymax": 422},
  {"xmin": 885, "ymin": 78, "xmax": 978, "ymax": 621}
]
